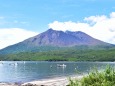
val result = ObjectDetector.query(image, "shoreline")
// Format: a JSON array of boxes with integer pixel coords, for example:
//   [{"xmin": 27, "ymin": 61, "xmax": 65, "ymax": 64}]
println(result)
[
  {"xmin": 0, "ymin": 75, "xmax": 84, "ymax": 86},
  {"xmin": 22, "ymin": 75, "xmax": 83, "ymax": 86},
  {"xmin": 0, "ymin": 83, "xmax": 19, "ymax": 86}
]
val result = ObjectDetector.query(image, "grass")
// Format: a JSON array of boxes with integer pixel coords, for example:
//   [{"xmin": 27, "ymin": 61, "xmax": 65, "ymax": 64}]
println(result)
[{"xmin": 69, "ymin": 65, "xmax": 115, "ymax": 86}]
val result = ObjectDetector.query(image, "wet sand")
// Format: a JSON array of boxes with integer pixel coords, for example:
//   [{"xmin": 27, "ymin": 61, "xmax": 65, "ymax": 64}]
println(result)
[{"xmin": 0, "ymin": 83, "xmax": 18, "ymax": 86}]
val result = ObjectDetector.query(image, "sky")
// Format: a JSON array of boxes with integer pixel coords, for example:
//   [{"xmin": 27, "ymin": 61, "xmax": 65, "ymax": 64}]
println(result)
[{"xmin": 0, "ymin": 0, "xmax": 115, "ymax": 49}]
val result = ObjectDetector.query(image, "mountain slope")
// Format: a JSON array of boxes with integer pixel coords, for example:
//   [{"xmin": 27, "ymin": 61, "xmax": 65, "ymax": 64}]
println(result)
[
  {"xmin": 0, "ymin": 29, "xmax": 114, "ymax": 54},
  {"xmin": 23, "ymin": 29, "xmax": 107, "ymax": 46}
]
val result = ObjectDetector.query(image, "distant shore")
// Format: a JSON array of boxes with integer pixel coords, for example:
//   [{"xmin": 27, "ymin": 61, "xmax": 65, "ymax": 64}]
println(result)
[{"xmin": 0, "ymin": 75, "xmax": 83, "ymax": 86}]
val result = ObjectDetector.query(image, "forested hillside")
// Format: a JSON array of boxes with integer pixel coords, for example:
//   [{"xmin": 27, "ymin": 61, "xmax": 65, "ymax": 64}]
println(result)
[{"xmin": 0, "ymin": 47, "xmax": 115, "ymax": 61}]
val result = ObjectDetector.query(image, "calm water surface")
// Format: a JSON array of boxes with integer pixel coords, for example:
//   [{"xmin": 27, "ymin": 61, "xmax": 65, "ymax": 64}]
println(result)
[{"xmin": 0, "ymin": 61, "xmax": 115, "ymax": 83}]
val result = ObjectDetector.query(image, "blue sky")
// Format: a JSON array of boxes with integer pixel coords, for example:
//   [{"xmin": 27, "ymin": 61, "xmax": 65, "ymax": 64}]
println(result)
[
  {"xmin": 0, "ymin": 0, "xmax": 115, "ymax": 49},
  {"xmin": 0, "ymin": 0, "xmax": 115, "ymax": 32}
]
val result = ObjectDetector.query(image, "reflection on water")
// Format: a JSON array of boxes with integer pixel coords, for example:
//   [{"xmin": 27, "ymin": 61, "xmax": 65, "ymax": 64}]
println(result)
[{"xmin": 0, "ymin": 61, "xmax": 115, "ymax": 83}]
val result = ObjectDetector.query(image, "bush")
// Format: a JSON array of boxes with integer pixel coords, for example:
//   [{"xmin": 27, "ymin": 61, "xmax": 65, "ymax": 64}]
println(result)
[{"xmin": 69, "ymin": 65, "xmax": 115, "ymax": 86}]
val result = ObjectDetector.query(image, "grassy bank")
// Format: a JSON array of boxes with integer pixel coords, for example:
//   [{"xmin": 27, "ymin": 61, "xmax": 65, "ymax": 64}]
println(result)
[{"xmin": 69, "ymin": 65, "xmax": 115, "ymax": 86}]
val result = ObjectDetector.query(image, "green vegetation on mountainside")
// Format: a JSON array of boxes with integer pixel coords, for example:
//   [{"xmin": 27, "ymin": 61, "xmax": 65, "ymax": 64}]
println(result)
[{"xmin": 0, "ymin": 48, "xmax": 115, "ymax": 61}]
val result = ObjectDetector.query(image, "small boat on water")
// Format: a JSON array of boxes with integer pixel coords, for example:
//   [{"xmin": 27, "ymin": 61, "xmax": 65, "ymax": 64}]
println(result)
[
  {"xmin": 9, "ymin": 62, "xmax": 18, "ymax": 66},
  {"xmin": 57, "ymin": 64, "xmax": 66, "ymax": 67}
]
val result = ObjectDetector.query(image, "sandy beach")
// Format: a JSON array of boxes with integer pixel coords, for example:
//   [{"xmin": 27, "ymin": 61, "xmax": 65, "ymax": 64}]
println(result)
[
  {"xmin": 0, "ymin": 75, "xmax": 83, "ymax": 86},
  {"xmin": 22, "ymin": 75, "xmax": 83, "ymax": 86}
]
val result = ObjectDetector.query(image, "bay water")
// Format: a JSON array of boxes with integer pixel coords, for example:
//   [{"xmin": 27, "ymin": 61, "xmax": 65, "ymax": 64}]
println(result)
[{"xmin": 0, "ymin": 61, "xmax": 115, "ymax": 83}]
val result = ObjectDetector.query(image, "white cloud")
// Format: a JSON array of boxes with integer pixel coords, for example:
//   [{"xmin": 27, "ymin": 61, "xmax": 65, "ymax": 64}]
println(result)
[
  {"xmin": 49, "ymin": 12, "xmax": 115, "ymax": 44},
  {"xmin": 84, "ymin": 15, "xmax": 107, "ymax": 24},
  {"xmin": 0, "ymin": 28, "xmax": 38, "ymax": 49},
  {"xmin": 110, "ymin": 12, "xmax": 115, "ymax": 18}
]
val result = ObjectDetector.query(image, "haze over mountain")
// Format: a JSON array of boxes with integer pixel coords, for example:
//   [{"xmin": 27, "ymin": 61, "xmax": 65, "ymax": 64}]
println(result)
[{"xmin": 0, "ymin": 29, "xmax": 113, "ymax": 54}]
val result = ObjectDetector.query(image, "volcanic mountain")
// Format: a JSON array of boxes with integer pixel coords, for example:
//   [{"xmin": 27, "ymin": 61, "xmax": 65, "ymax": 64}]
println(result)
[{"xmin": 0, "ymin": 29, "xmax": 113, "ymax": 54}]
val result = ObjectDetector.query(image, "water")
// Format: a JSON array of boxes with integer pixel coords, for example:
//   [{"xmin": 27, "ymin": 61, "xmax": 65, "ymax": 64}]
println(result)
[{"xmin": 0, "ymin": 61, "xmax": 115, "ymax": 83}]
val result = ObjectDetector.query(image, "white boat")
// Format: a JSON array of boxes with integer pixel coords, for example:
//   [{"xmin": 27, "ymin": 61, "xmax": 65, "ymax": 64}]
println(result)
[
  {"xmin": 15, "ymin": 62, "xmax": 18, "ymax": 66},
  {"xmin": 57, "ymin": 64, "xmax": 66, "ymax": 67}
]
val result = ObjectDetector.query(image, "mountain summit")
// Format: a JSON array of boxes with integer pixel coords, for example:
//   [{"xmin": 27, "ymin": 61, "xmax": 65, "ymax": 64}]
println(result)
[
  {"xmin": 0, "ymin": 29, "xmax": 113, "ymax": 54},
  {"xmin": 23, "ymin": 28, "xmax": 106, "ymax": 46}
]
